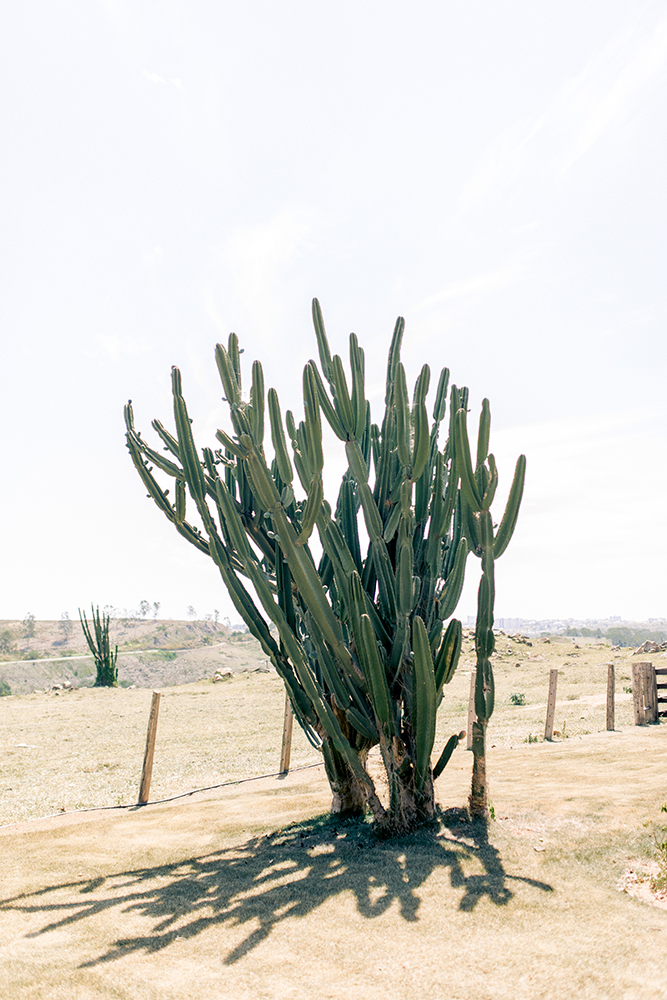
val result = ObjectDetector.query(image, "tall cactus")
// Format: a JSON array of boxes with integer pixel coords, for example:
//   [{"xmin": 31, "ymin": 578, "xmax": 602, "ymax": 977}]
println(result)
[
  {"xmin": 124, "ymin": 300, "xmax": 519, "ymax": 831},
  {"xmin": 454, "ymin": 403, "xmax": 526, "ymax": 817}
]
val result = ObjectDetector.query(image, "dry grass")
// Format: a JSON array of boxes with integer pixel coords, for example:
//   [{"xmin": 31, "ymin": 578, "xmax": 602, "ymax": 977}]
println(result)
[
  {"xmin": 1, "ymin": 675, "xmax": 318, "ymax": 824},
  {"xmin": 3, "ymin": 629, "xmax": 667, "ymax": 997},
  {"xmin": 1, "ymin": 726, "xmax": 667, "ymax": 999}
]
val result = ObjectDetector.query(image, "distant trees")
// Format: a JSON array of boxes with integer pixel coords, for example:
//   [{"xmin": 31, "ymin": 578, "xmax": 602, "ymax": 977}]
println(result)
[
  {"xmin": 22, "ymin": 612, "xmax": 35, "ymax": 640},
  {"xmin": 59, "ymin": 612, "xmax": 73, "ymax": 643},
  {"xmin": 565, "ymin": 625, "xmax": 667, "ymax": 647}
]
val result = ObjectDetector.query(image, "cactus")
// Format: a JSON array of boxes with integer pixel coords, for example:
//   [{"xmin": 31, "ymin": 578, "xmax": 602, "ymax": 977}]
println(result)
[
  {"xmin": 453, "ymin": 404, "xmax": 526, "ymax": 817},
  {"xmin": 79, "ymin": 605, "xmax": 118, "ymax": 687},
  {"xmin": 124, "ymin": 299, "xmax": 512, "ymax": 832}
]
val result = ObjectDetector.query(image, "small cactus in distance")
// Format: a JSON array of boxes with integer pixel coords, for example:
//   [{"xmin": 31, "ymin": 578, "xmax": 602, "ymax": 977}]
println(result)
[{"xmin": 79, "ymin": 605, "xmax": 118, "ymax": 687}]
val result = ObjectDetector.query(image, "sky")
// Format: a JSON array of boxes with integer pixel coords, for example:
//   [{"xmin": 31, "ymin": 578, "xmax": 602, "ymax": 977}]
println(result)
[{"xmin": 1, "ymin": 1, "xmax": 666, "ymax": 624}]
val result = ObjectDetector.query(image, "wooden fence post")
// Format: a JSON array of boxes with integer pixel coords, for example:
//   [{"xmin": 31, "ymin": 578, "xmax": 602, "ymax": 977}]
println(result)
[
  {"xmin": 632, "ymin": 662, "xmax": 657, "ymax": 725},
  {"xmin": 138, "ymin": 691, "xmax": 161, "ymax": 805},
  {"xmin": 466, "ymin": 670, "xmax": 476, "ymax": 750},
  {"xmin": 643, "ymin": 662, "xmax": 658, "ymax": 723},
  {"xmin": 279, "ymin": 691, "xmax": 294, "ymax": 773},
  {"xmin": 606, "ymin": 663, "xmax": 615, "ymax": 731},
  {"xmin": 544, "ymin": 669, "xmax": 558, "ymax": 741}
]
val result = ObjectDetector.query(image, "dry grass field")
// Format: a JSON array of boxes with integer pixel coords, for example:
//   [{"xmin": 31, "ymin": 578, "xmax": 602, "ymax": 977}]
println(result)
[
  {"xmin": 0, "ymin": 629, "xmax": 650, "ymax": 824},
  {"xmin": 1, "ymin": 629, "xmax": 667, "ymax": 998}
]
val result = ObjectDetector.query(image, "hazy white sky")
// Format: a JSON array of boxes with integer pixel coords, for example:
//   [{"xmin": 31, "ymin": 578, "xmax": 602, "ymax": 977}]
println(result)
[{"xmin": 1, "ymin": 1, "xmax": 665, "ymax": 623}]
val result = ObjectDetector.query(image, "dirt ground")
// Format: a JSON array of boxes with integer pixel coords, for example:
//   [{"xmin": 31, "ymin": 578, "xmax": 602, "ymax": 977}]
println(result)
[
  {"xmin": 1, "ymin": 726, "xmax": 667, "ymax": 999},
  {"xmin": 2, "ymin": 631, "xmax": 667, "ymax": 997}
]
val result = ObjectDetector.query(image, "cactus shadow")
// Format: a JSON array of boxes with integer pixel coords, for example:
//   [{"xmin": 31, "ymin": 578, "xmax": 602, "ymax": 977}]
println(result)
[{"xmin": 1, "ymin": 811, "xmax": 552, "ymax": 967}]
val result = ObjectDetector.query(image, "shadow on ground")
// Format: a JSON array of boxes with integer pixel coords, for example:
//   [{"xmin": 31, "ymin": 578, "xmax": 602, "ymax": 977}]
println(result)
[{"xmin": 1, "ymin": 808, "xmax": 552, "ymax": 966}]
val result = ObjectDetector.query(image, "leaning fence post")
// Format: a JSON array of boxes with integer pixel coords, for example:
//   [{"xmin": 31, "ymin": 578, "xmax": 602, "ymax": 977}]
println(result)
[
  {"xmin": 138, "ymin": 690, "xmax": 161, "ymax": 804},
  {"xmin": 466, "ymin": 670, "xmax": 477, "ymax": 750},
  {"xmin": 544, "ymin": 669, "xmax": 558, "ymax": 741},
  {"xmin": 279, "ymin": 691, "xmax": 294, "ymax": 773},
  {"xmin": 606, "ymin": 663, "xmax": 615, "ymax": 731}
]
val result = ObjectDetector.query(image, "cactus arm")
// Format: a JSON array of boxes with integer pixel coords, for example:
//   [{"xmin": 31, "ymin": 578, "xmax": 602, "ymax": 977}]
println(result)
[
  {"xmin": 250, "ymin": 360, "xmax": 265, "ymax": 446},
  {"xmin": 455, "ymin": 408, "xmax": 483, "ymax": 510},
  {"xmin": 358, "ymin": 613, "xmax": 394, "ymax": 734},
  {"xmin": 303, "ymin": 364, "xmax": 324, "ymax": 476},
  {"xmin": 125, "ymin": 416, "xmax": 210, "ymax": 556},
  {"xmin": 296, "ymin": 474, "xmax": 323, "ymax": 546},
  {"xmin": 493, "ymin": 453, "xmax": 527, "ymax": 558},
  {"xmin": 330, "ymin": 355, "xmax": 355, "ymax": 437},
  {"xmin": 394, "ymin": 363, "xmax": 411, "ymax": 468},
  {"xmin": 437, "ymin": 537, "xmax": 468, "ymax": 621},
  {"xmin": 349, "ymin": 333, "xmax": 367, "ymax": 439},
  {"xmin": 410, "ymin": 364, "xmax": 431, "ymax": 483},
  {"xmin": 227, "ymin": 333, "xmax": 243, "ymax": 394},
  {"xmin": 412, "ymin": 615, "xmax": 437, "ymax": 791},
  {"xmin": 384, "ymin": 316, "xmax": 405, "ymax": 405},
  {"xmin": 434, "ymin": 617, "xmax": 463, "ymax": 694},
  {"xmin": 171, "ymin": 368, "xmax": 206, "ymax": 505},
  {"xmin": 460, "ymin": 494, "xmax": 480, "ymax": 554},
  {"xmin": 215, "ymin": 342, "xmax": 241, "ymax": 407},
  {"xmin": 482, "ymin": 453, "xmax": 498, "ymax": 509},
  {"xmin": 396, "ymin": 536, "xmax": 414, "ymax": 617},
  {"xmin": 215, "ymin": 427, "xmax": 246, "ymax": 459},
  {"xmin": 338, "ymin": 478, "xmax": 363, "ymax": 574},
  {"xmin": 345, "ymin": 705, "xmax": 378, "ymax": 741},
  {"xmin": 151, "ymin": 419, "xmax": 181, "ymax": 459},
  {"xmin": 128, "ymin": 433, "xmax": 183, "ymax": 480},
  {"xmin": 311, "ymin": 297, "xmax": 334, "ymax": 383},
  {"xmin": 476, "ymin": 398, "xmax": 491, "ymax": 469},
  {"xmin": 432, "ymin": 732, "xmax": 463, "ymax": 781},
  {"xmin": 307, "ymin": 360, "xmax": 347, "ymax": 440},
  {"xmin": 345, "ymin": 439, "xmax": 397, "ymax": 620},
  {"xmin": 432, "ymin": 367, "xmax": 450, "ymax": 424},
  {"xmin": 267, "ymin": 388, "xmax": 294, "ymax": 484}
]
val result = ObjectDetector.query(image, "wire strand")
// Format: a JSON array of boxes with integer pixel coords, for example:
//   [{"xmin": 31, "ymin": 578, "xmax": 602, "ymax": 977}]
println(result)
[{"xmin": 0, "ymin": 760, "xmax": 325, "ymax": 829}]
